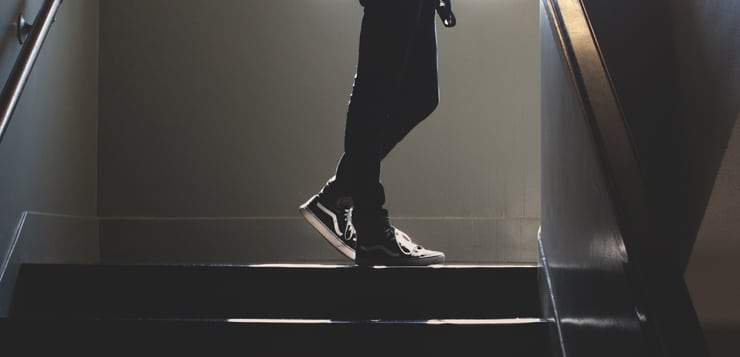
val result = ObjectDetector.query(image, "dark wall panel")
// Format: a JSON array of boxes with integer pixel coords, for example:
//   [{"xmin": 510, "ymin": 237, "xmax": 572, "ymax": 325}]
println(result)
[
  {"xmin": 581, "ymin": 0, "xmax": 740, "ymax": 271},
  {"xmin": 0, "ymin": 0, "xmax": 100, "ymax": 316},
  {"xmin": 666, "ymin": 0, "xmax": 740, "ymax": 268},
  {"xmin": 539, "ymin": 3, "xmax": 647, "ymax": 356}
]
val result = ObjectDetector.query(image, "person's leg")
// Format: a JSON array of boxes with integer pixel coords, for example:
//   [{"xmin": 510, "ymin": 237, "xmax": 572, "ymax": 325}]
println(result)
[
  {"xmin": 299, "ymin": 0, "xmax": 429, "ymax": 261},
  {"xmin": 379, "ymin": 1, "xmax": 439, "ymax": 158},
  {"xmin": 302, "ymin": 0, "xmax": 444, "ymax": 265},
  {"xmin": 341, "ymin": 0, "xmax": 429, "ymax": 217},
  {"xmin": 332, "ymin": 0, "xmax": 439, "ymax": 197},
  {"xmin": 347, "ymin": 0, "xmax": 445, "ymax": 265}
]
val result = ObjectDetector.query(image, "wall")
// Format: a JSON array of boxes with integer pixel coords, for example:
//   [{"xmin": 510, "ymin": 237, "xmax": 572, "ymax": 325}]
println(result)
[
  {"xmin": 687, "ymin": 117, "xmax": 740, "ymax": 357},
  {"xmin": 0, "ymin": 0, "xmax": 100, "ymax": 315},
  {"xmin": 667, "ymin": 0, "xmax": 740, "ymax": 269},
  {"xmin": 675, "ymin": 2, "xmax": 740, "ymax": 356},
  {"xmin": 97, "ymin": 0, "xmax": 541, "ymax": 264},
  {"xmin": 581, "ymin": 0, "xmax": 740, "ymax": 272},
  {"xmin": 578, "ymin": 0, "xmax": 740, "ymax": 354}
]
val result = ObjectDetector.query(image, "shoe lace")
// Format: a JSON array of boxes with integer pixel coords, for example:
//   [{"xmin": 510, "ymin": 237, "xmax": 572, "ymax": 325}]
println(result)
[
  {"xmin": 393, "ymin": 227, "xmax": 424, "ymax": 255},
  {"xmin": 373, "ymin": 210, "xmax": 423, "ymax": 253},
  {"xmin": 382, "ymin": 214, "xmax": 394, "ymax": 237},
  {"xmin": 344, "ymin": 208, "xmax": 357, "ymax": 243}
]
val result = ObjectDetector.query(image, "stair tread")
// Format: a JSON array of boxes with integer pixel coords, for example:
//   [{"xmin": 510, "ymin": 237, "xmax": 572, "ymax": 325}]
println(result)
[
  {"xmin": 0, "ymin": 317, "xmax": 555, "ymax": 356},
  {"xmin": 10, "ymin": 263, "xmax": 542, "ymax": 320}
]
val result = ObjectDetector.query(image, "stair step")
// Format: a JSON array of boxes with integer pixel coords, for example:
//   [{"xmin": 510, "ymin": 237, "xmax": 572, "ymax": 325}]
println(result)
[
  {"xmin": 0, "ymin": 318, "xmax": 554, "ymax": 356},
  {"xmin": 10, "ymin": 264, "xmax": 541, "ymax": 320}
]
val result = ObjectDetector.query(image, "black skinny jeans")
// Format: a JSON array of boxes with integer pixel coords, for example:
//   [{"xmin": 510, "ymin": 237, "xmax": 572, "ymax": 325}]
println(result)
[{"xmin": 332, "ymin": 0, "xmax": 439, "ymax": 216}]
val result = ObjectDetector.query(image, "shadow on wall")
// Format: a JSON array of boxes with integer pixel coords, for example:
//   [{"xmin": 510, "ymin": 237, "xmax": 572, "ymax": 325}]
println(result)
[
  {"xmin": 667, "ymin": 0, "xmax": 740, "ymax": 269},
  {"xmin": 687, "ymin": 115, "xmax": 740, "ymax": 357}
]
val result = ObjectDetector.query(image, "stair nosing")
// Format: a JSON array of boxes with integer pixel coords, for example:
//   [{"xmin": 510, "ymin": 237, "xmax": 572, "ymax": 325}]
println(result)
[{"xmin": 19, "ymin": 263, "xmax": 539, "ymax": 269}]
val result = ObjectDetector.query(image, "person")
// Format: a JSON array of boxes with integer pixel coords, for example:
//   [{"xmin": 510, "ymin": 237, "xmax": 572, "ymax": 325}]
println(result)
[{"xmin": 300, "ymin": 0, "xmax": 456, "ymax": 266}]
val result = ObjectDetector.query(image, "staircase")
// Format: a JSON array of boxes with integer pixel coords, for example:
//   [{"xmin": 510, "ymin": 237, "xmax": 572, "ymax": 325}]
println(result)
[{"xmin": 1, "ymin": 264, "xmax": 553, "ymax": 355}]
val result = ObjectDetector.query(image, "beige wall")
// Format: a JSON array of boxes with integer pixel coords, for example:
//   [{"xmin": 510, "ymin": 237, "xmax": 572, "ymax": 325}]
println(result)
[{"xmin": 98, "ymin": 0, "xmax": 540, "ymax": 264}]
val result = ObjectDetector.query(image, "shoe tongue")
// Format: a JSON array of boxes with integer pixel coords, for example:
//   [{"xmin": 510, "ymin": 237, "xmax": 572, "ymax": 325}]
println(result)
[{"xmin": 336, "ymin": 196, "xmax": 354, "ymax": 209}]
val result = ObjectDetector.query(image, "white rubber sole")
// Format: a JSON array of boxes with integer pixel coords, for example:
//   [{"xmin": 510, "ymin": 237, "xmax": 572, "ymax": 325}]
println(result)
[
  {"xmin": 355, "ymin": 250, "xmax": 445, "ymax": 267},
  {"xmin": 299, "ymin": 205, "xmax": 356, "ymax": 261}
]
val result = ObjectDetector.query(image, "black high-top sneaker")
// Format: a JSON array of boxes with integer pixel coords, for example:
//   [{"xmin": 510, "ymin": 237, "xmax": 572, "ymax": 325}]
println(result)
[
  {"xmin": 354, "ymin": 209, "xmax": 445, "ymax": 267},
  {"xmin": 299, "ymin": 180, "xmax": 356, "ymax": 261}
]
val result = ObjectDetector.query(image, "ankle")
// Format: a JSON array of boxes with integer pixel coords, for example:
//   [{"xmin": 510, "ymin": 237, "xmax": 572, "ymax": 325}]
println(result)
[
  {"xmin": 352, "ymin": 208, "xmax": 391, "ymax": 244},
  {"xmin": 320, "ymin": 177, "xmax": 352, "ymax": 208}
]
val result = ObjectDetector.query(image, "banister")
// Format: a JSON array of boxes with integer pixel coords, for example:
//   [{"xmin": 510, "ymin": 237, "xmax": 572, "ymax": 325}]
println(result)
[{"xmin": 0, "ymin": 0, "xmax": 63, "ymax": 144}]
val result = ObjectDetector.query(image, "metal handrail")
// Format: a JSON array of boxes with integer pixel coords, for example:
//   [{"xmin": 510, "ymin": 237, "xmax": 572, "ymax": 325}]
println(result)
[{"xmin": 0, "ymin": 0, "xmax": 63, "ymax": 143}]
